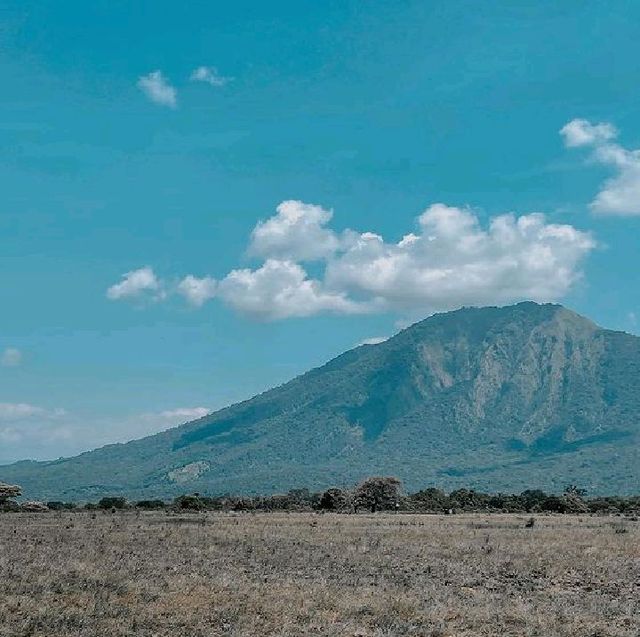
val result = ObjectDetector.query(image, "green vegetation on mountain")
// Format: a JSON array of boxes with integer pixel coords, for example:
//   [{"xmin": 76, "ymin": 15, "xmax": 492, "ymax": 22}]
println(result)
[{"xmin": 2, "ymin": 302, "xmax": 639, "ymax": 500}]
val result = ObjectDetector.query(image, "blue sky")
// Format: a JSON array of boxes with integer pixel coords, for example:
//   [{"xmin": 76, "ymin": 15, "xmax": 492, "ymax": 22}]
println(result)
[{"xmin": 1, "ymin": 1, "xmax": 640, "ymax": 462}]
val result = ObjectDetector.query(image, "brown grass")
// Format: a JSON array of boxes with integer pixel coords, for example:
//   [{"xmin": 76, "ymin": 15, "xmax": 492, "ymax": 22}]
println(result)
[{"xmin": 0, "ymin": 511, "xmax": 638, "ymax": 636}]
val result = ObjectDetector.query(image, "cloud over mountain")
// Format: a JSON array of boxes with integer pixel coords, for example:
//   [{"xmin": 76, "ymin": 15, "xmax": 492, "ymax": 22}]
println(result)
[{"xmin": 108, "ymin": 200, "xmax": 595, "ymax": 319}]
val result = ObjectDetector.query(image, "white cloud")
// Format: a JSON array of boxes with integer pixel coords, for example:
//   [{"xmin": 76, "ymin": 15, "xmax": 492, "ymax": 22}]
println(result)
[
  {"xmin": 178, "ymin": 275, "xmax": 217, "ymax": 307},
  {"xmin": 324, "ymin": 203, "xmax": 594, "ymax": 314},
  {"xmin": 121, "ymin": 198, "xmax": 594, "ymax": 320},
  {"xmin": 107, "ymin": 266, "xmax": 162, "ymax": 301},
  {"xmin": 217, "ymin": 259, "xmax": 364, "ymax": 320},
  {"xmin": 0, "ymin": 402, "xmax": 47, "ymax": 420},
  {"xmin": 249, "ymin": 200, "xmax": 340, "ymax": 262},
  {"xmin": 0, "ymin": 403, "xmax": 212, "ymax": 464},
  {"xmin": 190, "ymin": 66, "xmax": 232, "ymax": 87},
  {"xmin": 137, "ymin": 70, "xmax": 177, "ymax": 108},
  {"xmin": 561, "ymin": 118, "xmax": 640, "ymax": 216},
  {"xmin": 560, "ymin": 119, "xmax": 617, "ymax": 148},
  {"xmin": 214, "ymin": 198, "xmax": 594, "ymax": 320},
  {"xmin": 1, "ymin": 348, "xmax": 22, "ymax": 367},
  {"xmin": 145, "ymin": 407, "xmax": 211, "ymax": 422},
  {"xmin": 0, "ymin": 402, "xmax": 68, "ymax": 457},
  {"xmin": 358, "ymin": 336, "xmax": 388, "ymax": 346}
]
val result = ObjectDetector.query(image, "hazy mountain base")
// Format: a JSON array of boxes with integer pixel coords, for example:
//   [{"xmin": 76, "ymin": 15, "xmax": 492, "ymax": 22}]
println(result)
[{"xmin": 2, "ymin": 302, "xmax": 639, "ymax": 500}]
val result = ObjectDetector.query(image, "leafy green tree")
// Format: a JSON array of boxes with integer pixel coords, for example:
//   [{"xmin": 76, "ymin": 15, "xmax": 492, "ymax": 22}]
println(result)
[
  {"xmin": 408, "ymin": 487, "xmax": 449, "ymax": 512},
  {"xmin": 319, "ymin": 488, "xmax": 349, "ymax": 511},
  {"xmin": 354, "ymin": 477, "xmax": 402, "ymax": 512},
  {"xmin": 520, "ymin": 489, "xmax": 548, "ymax": 511}
]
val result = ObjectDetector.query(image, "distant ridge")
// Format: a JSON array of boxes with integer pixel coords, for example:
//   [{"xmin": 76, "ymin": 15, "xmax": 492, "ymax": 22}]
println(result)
[{"xmin": 2, "ymin": 302, "xmax": 639, "ymax": 500}]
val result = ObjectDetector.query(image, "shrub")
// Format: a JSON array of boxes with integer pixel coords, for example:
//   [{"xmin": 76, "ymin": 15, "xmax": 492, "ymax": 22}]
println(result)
[
  {"xmin": 97, "ymin": 497, "xmax": 127, "ymax": 510},
  {"xmin": 135, "ymin": 500, "xmax": 166, "ymax": 510},
  {"xmin": 174, "ymin": 494, "xmax": 204, "ymax": 511},
  {"xmin": 46, "ymin": 501, "xmax": 76, "ymax": 511}
]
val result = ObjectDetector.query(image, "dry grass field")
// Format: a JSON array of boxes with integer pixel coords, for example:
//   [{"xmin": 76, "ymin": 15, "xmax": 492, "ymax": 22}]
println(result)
[{"xmin": 0, "ymin": 512, "xmax": 638, "ymax": 637}]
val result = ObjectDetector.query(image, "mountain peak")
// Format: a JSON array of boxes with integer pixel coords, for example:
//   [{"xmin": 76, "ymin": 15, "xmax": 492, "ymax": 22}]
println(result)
[{"xmin": 2, "ymin": 302, "xmax": 638, "ymax": 500}]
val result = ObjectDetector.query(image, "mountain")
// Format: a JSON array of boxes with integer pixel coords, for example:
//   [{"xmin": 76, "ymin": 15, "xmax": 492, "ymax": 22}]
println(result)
[{"xmin": 2, "ymin": 302, "xmax": 639, "ymax": 500}]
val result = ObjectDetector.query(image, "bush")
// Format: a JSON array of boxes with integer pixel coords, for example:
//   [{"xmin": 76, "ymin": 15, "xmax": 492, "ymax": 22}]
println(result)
[
  {"xmin": 174, "ymin": 494, "xmax": 204, "ymax": 511},
  {"xmin": 135, "ymin": 500, "xmax": 166, "ymax": 510},
  {"xmin": 46, "ymin": 501, "xmax": 76, "ymax": 511},
  {"xmin": 97, "ymin": 497, "xmax": 127, "ymax": 510}
]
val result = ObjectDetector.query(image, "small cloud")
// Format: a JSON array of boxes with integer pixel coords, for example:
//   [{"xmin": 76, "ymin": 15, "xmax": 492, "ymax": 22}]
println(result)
[
  {"xmin": 137, "ymin": 70, "xmax": 177, "ymax": 108},
  {"xmin": 140, "ymin": 407, "xmax": 211, "ymax": 426},
  {"xmin": 560, "ymin": 119, "xmax": 617, "ymax": 148},
  {"xmin": 0, "ymin": 402, "xmax": 45, "ymax": 420},
  {"xmin": 628, "ymin": 312, "xmax": 637, "ymax": 330},
  {"xmin": 177, "ymin": 275, "xmax": 217, "ymax": 307},
  {"xmin": 358, "ymin": 336, "xmax": 388, "ymax": 346},
  {"xmin": 190, "ymin": 66, "xmax": 232, "ymax": 87},
  {"xmin": 106, "ymin": 266, "xmax": 162, "ymax": 301},
  {"xmin": 158, "ymin": 407, "xmax": 210, "ymax": 421},
  {"xmin": 0, "ymin": 402, "xmax": 65, "ymax": 421},
  {"xmin": 561, "ymin": 118, "xmax": 640, "ymax": 216},
  {"xmin": 1, "ymin": 348, "xmax": 22, "ymax": 367},
  {"xmin": 0, "ymin": 404, "xmax": 70, "ymax": 462}
]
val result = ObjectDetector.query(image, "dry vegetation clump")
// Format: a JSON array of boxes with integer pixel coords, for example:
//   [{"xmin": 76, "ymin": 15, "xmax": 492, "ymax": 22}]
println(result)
[{"xmin": 0, "ymin": 512, "xmax": 638, "ymax": 636}]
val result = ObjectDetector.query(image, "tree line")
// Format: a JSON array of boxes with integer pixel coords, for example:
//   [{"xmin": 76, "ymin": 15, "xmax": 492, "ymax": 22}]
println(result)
[{"xmin": 2, "ymin": 476, "xmax": 640, "ymax": 515}]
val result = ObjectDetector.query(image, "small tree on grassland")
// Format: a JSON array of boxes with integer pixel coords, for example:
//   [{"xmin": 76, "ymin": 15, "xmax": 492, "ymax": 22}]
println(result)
[
  {"xmin": 319, "ymin": 488, "xmax": 349, "ymax": 511},
  {"xmin": 353, "ymin": 477, "xmax": 402, "ymax": 513}
]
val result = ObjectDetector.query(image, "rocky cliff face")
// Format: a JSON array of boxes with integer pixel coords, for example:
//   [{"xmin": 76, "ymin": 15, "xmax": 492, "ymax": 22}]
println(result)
[{"xmin": 2, "ymin": 302, "xmax": 639, "ymax": 500}]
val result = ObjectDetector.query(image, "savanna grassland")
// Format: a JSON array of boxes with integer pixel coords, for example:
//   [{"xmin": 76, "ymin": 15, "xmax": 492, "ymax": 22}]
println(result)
[{"xmin": 0, "ymin": 512, "xmax": 638, "ymax": 637}]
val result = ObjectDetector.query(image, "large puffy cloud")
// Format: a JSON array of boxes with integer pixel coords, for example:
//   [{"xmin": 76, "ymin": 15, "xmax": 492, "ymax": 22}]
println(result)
[
  {"xmin": 561, "ymin": 118, "xmax": 640, "ymax": 216},
  {"xmin": 248, "ymin": 200, "xmax": 340, "ymax": 261},
  {"xmin": 217, "ymin": 259, "xmax": 364, "ymax": 319},
  {"xmin": 107, "ymin": 266, "xmax": 162, "ymax": 301},
  {"xmin": 324, "ymin": 204, "xmax": 594, "ymax": 314},
  {"xmin": 187, "ymin": 202, "xmax": 593, "ymax": 319},
  {"xmin": 110, "ymin": 199, "xmax": 594, "ymax": 320}
]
